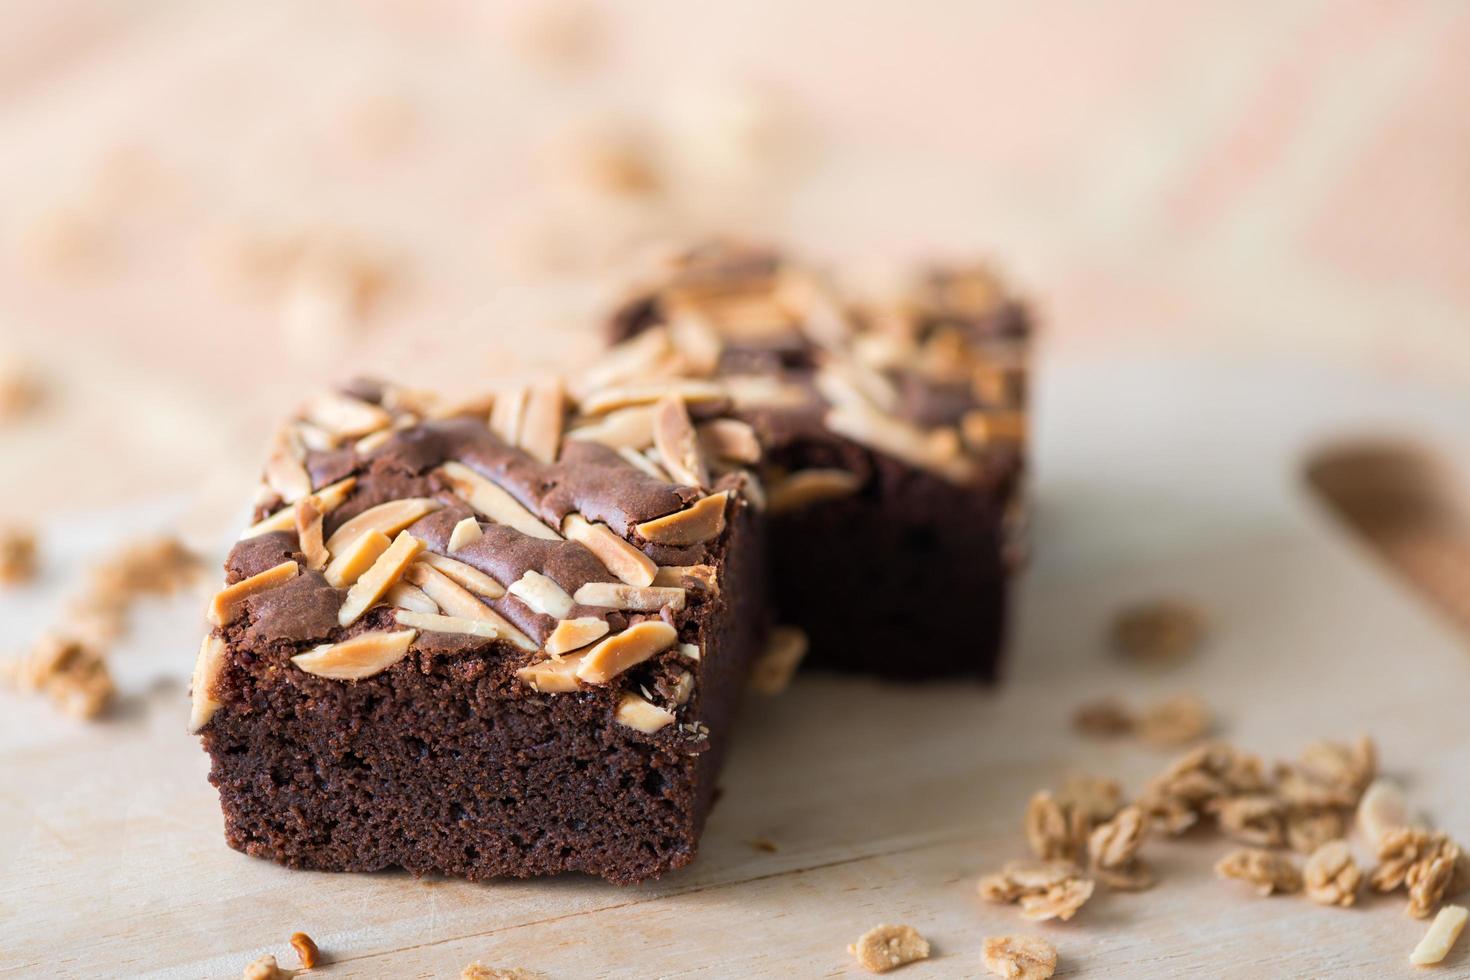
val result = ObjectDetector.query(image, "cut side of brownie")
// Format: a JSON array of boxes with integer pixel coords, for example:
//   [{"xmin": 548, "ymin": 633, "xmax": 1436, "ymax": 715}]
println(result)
[
  {"xmin": 192, "ymin": 377, "xmax": 767, "ymax": 884},
  {"xmin": 606, "ymin": 242, "xmax": 1031, "ymax": 680}
]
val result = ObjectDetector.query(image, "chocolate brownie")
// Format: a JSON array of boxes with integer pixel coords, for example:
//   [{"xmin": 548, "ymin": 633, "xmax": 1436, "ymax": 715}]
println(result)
[
  {"xmin": 191, "ymin": 380, "xmax": 767, "ymax": 884},
  {"xmin": 606, "ymin": 241, "xmax": 1031, "ymax": 679}
]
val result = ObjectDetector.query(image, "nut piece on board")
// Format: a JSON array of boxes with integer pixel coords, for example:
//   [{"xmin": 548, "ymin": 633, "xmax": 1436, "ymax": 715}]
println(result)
[
  {"xmin": 982, "ymin": 935, "xmax": 1058, "ymax": 979},
  {"xmin": 848, "ymin": 924, "xmax": 931, "ymax": 973}
]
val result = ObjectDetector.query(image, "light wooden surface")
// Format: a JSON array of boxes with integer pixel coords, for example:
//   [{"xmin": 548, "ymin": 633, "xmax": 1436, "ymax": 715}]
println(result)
[{"xmin": 4, "ymin": 355, "xmax": 1470, "ymax": 979}]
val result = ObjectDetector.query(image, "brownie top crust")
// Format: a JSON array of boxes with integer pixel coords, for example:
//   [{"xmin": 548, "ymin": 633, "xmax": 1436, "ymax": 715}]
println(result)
[
  {"xmin": 605, "ymin": 240, "xmax": 1031, "ymax": 489},
  {"xmin": 190, "ymin": 364, "xmax": 768, "ymax": 748}
]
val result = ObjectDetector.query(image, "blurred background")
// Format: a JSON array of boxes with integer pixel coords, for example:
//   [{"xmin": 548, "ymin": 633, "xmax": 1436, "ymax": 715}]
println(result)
[{"xmin": 3, "ymin": 0, "xmax": 1469, "ymax": 520}]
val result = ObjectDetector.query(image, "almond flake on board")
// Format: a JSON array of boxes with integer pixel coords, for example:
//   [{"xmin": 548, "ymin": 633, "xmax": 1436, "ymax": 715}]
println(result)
[
  {"xmin": 1357, "ymin": 779, "xmax": 1410, "ymax": 846},
  {"xmin": 0, "ymin": 525, "xmax": 38, "ymax": 585},
  {"xmin": 1411, "ymin": 905, "xmax": 1470, "ymax": 966},
  {"xmin": 847, "ymin": 924, "xmax": 930, "ymax": 974},
  {"xmin": 290, "ymin": 931, "xmax": 320, "ymax": 969},
  {"xmin": 1137, "ymin": 693, "xmax": 1213, "ymax": 746},
  {"xmin": 1110, "ymin": 598, "xmax": 1206, "ymax": 666},
  {"xmin": 242, "ymin": 955, "xmax": 292, "ymax": 980},
  {"xmin": 291, "ymin": 629, "xmax": 416, "ymax": 680},
  {"xmin": 1071, "ymin": 697, "xmax": 1135, "ymax": 738}
]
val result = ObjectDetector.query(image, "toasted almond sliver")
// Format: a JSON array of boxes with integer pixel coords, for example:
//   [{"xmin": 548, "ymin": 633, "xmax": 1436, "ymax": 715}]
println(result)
[
  {"xmin": 519, "ymin": 378, "xmax": 565, "ymax": 463},
  {"xmin": 668, "ymin": 311, "xmax": 723, "ymax": 375},
  {"xmin": 207, "ymin": 561, "xmax": 299, "ymax": 627},
  {"xmin": 575, "ymin": 621, "xmax": 679, "ymax": 684},
  {"xmin": 567, "ymin": 326, "xmax": 673, "ymax": 401},
  {"xmin": 419, "ymin": 551, "xmax": 506, "ymax": 598},
  {"xmin": 291, "ymin": 629, "xmax": 416, "ymax": 680},
  {"xmin": 722, "ymin": 373, "xmax": 809, "ymax": 410},
  {"xmin": 962, "ymin": 409, "xmax": 1028, "ymax": 448},
  {"xmin": 579, "ymin": 379, "xmax": 727, "ymax": 416},
  {"xmin": 338, "ymin": 531, "xmax": 424, "ymax": 626},
  {"xmin": 437, "ymin": 462, "xmax": 560, "ymax": 542},
  {"xmin": 697, "ymin": 418, "xmax": 761, "ymax": 464},
  {"xmin": 1411, "ymin": 905, "xmax": 1469, "ymax": 966},
  {"xmin": 618, "ymin": 446, "xmax": 671, "ymax": 481},
  {"xmin": 635, "ymin": 491, "xmax": 730, "ymax": 546},
  {"xmin": 488, "ymin": 385, "xmax": 528, "ymax": 445},
  {"xmin": 517, "ymin": 652, "xmax": 589, "ymax": 692},
  {"xmin": 573, "ymin": 581, "xmax": 686, "ymax": 612},
  {"xmin": 652, "ymin": 564, "xmax": 718, "ymax": 592},
  {"xmin": 814, "ymin": 359, "xmax": 899, "ymax": 414},
  {"xmin": 323, "ymin": 529, "xmax": 393, "ymax": 589},
  {"xmin": 653, "ymin": 394, "xmax": 709, "ymax": 488},
  {"xmin": 545, "ymin": 617, "xmax": 611, "ymax": 656},
  {"xmin": 354, "ymin": 427, "xmax": 395, "ymax": 456},
  {"xmin": 404, "ymin": 563, "xmax": 536, "ymax": 652},
  {"xmin": 565, "ymin": 405, "xmax": 658, "ymax": 451},
  {"xmin": 749, "ymin": 626, "xmax": 808, "ymax": 695},
  {"xmin": 384, "ymin": 581, "xmax": 438, "ymax": 614},
  {"xmin": 264, "ymin": 449, "xmax": 312, "ymax": 504},
  {"xmin": 678, "ymin": 642, "xmax": 700, "ymax": 661},
  {"xmin": 671, "ymin": 668, "xmax": 694, "ymax": 705},
  {"xmin": 324, "ymin": 497, "xmax": 442, "ymax": 554},
  {"xmin": 294, "ymin": 498, "xmax": 329, "ymax": 571},
  {"xmin": 507, "ymin": 570, "xmax": 575, "ymax": 618},
  {"xmin": 826, "ymin": 404, "xmax": 975, "ymax": 483},
  {"xmin": 447, "ymin": 516, "xmax": 483, "ymax": 554},
  {"xmin": 188, "ymin": 635, "xmax": 228, "ymax": 733},
  {"xmin": 393, "ymin": 609, "xmax": 500, "ymax": 638},
  {"xmin": 615, "ymin": 692, "xmax": 675, "ymax": 733},
  {"xmin": 767, "ymin": 468, "xmax": 864, "ymax": 514},
  {"xmin": 293, "ymin": 420, "xmax": 339, "ymax": 452},
  {"xmin": 302, "ymin": 391, "xmax": 392, "ymax": 438},
  {"xmin": 1357, "ymin": 779, "xmax": 1410, "ymax": 846},
  {"xmin": 241, "ymin": 476, "xmax": 356, "ymax": 539},
  {"xmin": 562, "ymin": 514, "xmax": 657, "ymax": 587}
]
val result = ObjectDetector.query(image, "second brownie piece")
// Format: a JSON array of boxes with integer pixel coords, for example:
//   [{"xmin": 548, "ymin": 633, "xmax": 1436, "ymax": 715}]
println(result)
[{"xmin": 607, "ymin": 242, "xmax": 1031, "ymax": 680}]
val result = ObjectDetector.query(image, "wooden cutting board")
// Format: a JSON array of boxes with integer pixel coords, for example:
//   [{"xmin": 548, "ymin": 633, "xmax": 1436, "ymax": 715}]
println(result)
[{"xmin": 4, "ymin": 355, "xmax": 1470, "ymax": 979}]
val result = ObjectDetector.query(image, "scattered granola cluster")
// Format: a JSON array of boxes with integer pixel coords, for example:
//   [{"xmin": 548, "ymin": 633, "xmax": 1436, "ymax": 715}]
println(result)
[
  {"xmin": 982, "ymin": 934, "xmax": 1058, "ymax": 979},
  {"xmin": 981, "ymin": 736, "xmax": 1470, "ymax": 936},
  {"xmin": 0, "ymin": 534, "xmax": 200, "ymax": 719},
  {"xmin": 0, "ymin": 525, "xmax": 38, "ymax": 585},
  {"xmin": 1110, "ymin": 599, "xmax": 1207, "ymax": 667},
  {"xmin": 241, "ymin": 954, "xmax": 291, "ymax": 980},
  {"xmin": 1071, "ymin": 692, "xmax": 1213, "ymax": 746},
  {"xmin": 460, "ymin": 963, "xmax": 543, "ymax": 980},
  {"xmin": 0, "ymin": 352, "xmax": 43, "ymax": 424},
  {"xmin": 848, "ymin": 924, "xmax": 931, "ymax": 973}
]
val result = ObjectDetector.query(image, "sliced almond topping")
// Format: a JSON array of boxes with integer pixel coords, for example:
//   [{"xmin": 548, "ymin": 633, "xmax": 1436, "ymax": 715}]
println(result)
[
  {"xmin": 652, "ymin": 564, "xmax": 718, "ymax": 592},
  {"xmin": 302, "ymin": 391, "xmax": 391, "ymax": 438},
  {"xmin": 419, "ymin": 551, "xmax": 506, "ymax": 598},
  {"xmin": 568, "ymin": 326, "xmax": 673, "ymax": 401},
  {"xmin": 615, "ymin": 692, "xmax": 675, "ymax": 733},
  {"xmin": 447, "ymin": 516, "xmax": 483, "ymax": 554},
  {"xmin": 668, "ymin": 312, "xmax": 723, "ymax": 374},
  {"xmin": 653, "ymin": 394, "xmax": 709, "ymax": 488},
  {"xmin": 635, "ymin": 491, "xmax": 730, "ymax": 546},
  {"xmin": 519, "ymin": 378, "xmax": 565, "ymax": 463},
  {"xmin": 815, "ymin": 359, "xmax": 899, "ymax": 414},
  {"xmin": 437, "ymin": 462, "xmax": 560, "ymax": 541},
  {"xmin": 579, "ymin": 379, "xmax": 726, "ymax": 416},
  {"xmin": 291, "ymin": 629, "xmax": 416, "ymax": 680},
  {"xmin": 323, "ymin": 529, "xmax": 392, "ymax": 589},
  {"xmin": 385, "ymin": 581, "xmax": 438, "ymax": 614},
  {"xmin": 354, "ymin": 427, "xmax": 395, "ymax": 456},
  {"xmin": 618, "ymin": 445, "xmax": 671, "ymax": 481},
  {"xmin": 207, "ymin": 561, "xmax": 299, "ymax": 626},
  {"xmin": 962, "ymin": 409, "xmax": 1028, "ymax": 448},
  {"xmin": 573, "ymin": 581, "xmax": 686, "ymax": 612},
  {"xmin": 564, "ymin": 405, "xmax": 657, "ymax": 451},
  {"xmin": 1411, "ymin": 905, "xmax": 1469, "ymax": 966},
  {"xmin": 188, "ymin": 635, "xmax": 227, "ymax": 733},
  {"xmin": 749, "ymin": 626, "xmax": 808, "ymax": 695},
  {"xmin": 826, "ymin": 404, "xmax": 975, "ymax": 483},
  {"xmin": 507, "ymin": 570, "xmax": 575, "ymax": 618},
  {"xmin": 516, "ymin": 652, "xmax": 588, "ymax": 693},
  {"xmin": 722, "ymin": 373, "xmax": 809, "ymax": 410},
  {"xmin": 670, "ymin": 668, "xmax": 694, "ymax": 705},
  {"xmin": 697, "ymin": 418, "xmax": 761, "ymax": 464},
  {"xmin": 294, "ymin": 498, "xmax": 329, "ymax": 571},
  {"xmin": 241, "ymin": 476, "xmax": 356, "ymax": 539},
  {"xmin": 766, "ymin": 468, "xmax": 864, "ymax": 514},
  {"xmin": 575, "ymin": 621, "xmax": 678, "ymax": 684},
  {"xmin": 678, "ymin": 642, "xmax": 700, "ymax": 660},
  {"xmin": 545, "ymin": 616, "xmax": 610, "ymax": 655},
  {"xmin": 393, "ymin": 609, "xmax": 501, "ymax": 638},
  {"xmin": 488, "ymin": 385, "xmax": 527, "ymax": 445},
  {"xmin": 293, "ymin": 420, "xmax": 339, "ymax": 452},
  {"xmin": 264, "ymin": 450, "xmax": 312, "ymax": 504},
  {"xmin": 338, "ymin": 531, "xmax": 424, "ymax": 626},
  {"xmin": 323, "ymin": 497, "xmax": 442, "ymax": 554},
  {"xmin": 562, "ymin": 513, "xmax": 657, "ymax": 586},
  {"xmin": 404, "ymin": 563, "xmax": 537, "ymax": 652}
]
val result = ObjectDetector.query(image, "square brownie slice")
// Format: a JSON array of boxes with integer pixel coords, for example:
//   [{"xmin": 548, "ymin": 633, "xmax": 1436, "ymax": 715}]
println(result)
[
  {"xmin": 191, "ymin": 377, "xmax": 766, "ymax": 884},
  {"xmin": 606, "ymin": 242, "xmax": 1031, "ymax": 680}
]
